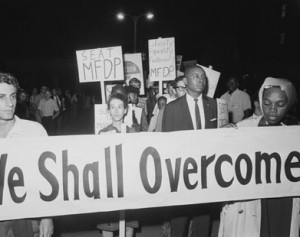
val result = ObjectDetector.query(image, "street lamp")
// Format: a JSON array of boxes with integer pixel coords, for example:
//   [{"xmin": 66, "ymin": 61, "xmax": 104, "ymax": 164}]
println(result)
[{"xmin": 116, "ymin": 12, "xmax": 154, "ymax": 53}]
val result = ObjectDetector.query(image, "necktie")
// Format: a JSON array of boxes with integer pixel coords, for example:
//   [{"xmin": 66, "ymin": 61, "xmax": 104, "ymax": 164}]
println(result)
[
  {"xmin": 54, "ymin": 95, "xmax": 61, "ymax": 108},
  {"xmin": 194, "ymin": 98, "xmax": 202, "ymax": 129},
  {"xmin": 132, "ymin": 110, "xmax": 138, "ymax": 124}
]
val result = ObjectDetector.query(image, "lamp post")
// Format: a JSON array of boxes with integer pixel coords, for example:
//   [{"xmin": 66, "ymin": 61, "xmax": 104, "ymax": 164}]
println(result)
[{"xmin": 117, "ymin": 12, "xmax": 154, "ymax": 53}]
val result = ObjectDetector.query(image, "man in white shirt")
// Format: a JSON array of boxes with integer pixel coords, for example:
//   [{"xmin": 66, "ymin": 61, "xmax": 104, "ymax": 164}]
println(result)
[
  {"xmin": 220, "ymin": 76, "xmax": 252, "ymax": 123},
  {"xmin": 162, "ymin": 65, "xmax": 218, "ymax": 237},
  {"xmin": 0, "ymin": 72, "xmax": 54, "ymax": 237},
  {"xmin": 38, "ymin": 89, "xmax": 60, "ymax": 135}
]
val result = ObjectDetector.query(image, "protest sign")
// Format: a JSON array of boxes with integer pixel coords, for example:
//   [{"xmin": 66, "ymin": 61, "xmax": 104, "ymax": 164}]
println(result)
[
  {"xmin": 148, "ymin": 37, "xmax": 176, "ymax": 82},
  {"xmin": 176, "ymin": 55, "xmax": 183, "ymax": 77},
  {"xmin": 123, "ymin": 105, "xmax": 143, "ymax": 127},
  {"xmin": 198, "ymin": 64, "xmax": 221, "ymax": 98},
  {"xmin": 76, "ymin": 46, "xmax": 124, "ymax": 104},
  {"xmin": 76, "ymin": 46, "xmax": 124, "ymax": 83},
  {"xmin": 94, "ymin": 104, "xmax": 112, "ymax": 134},
  {"xmin": 217, "ymin": 99, "xmax": 229, "ymax": 128},
  {"xmin": 182, "ymin": 60, "xmax": 197, "ymax": 70},
  {"xmin": 124, "ymin": 53, "xmax": 145, "ymax": 95},
  {"xmin": 1, "ymin": 126, "xmax": 300, "ymax": 221}
]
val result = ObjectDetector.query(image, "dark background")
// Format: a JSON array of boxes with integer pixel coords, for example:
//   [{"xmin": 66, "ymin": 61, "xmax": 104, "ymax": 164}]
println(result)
[{"xmin": 0, "ymin": 0, "xmax": 300, "ymax": 96}]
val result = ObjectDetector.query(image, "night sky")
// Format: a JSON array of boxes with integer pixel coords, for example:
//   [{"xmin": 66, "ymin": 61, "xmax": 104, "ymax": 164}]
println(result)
[{"xmin": 0, "ymin": 0, "xmax": 299, "ymax": 92}]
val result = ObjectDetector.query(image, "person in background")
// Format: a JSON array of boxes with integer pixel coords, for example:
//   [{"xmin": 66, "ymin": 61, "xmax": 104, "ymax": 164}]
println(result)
[
  {"xmin": 63, "ymin": 89, "xmax": 72, "ymax": 125},
  {"xmin": 15, "ymin": 89, "xmax": 30, "ymax": 120},
  {"xmin": 125, "ymin": 85, "xmax": 142, "ymax": 132},
  {"xmin": 174, "ymin": 76, "xmax": 187, "ymax": 98},
  {"xmin": 38, "ymin": 89, "xmax": 60, "ymax": 135},
  {"xmin": 148, "ymin": 95, "xmax": 167, "ymax": 132},
  {"xmin": 220, "ymin": 76, "xmax": 252, "ymax": 123},
  {"xmin": 150, "ymin": 80, "xmax": 178, "ymax": 131},
  {"xmin": 162, "ymin": 65, "xmax": 218, "ymax": 237},
  {"xmin": 97, "ymin": 93, "xmax": 139, "ymax": 237},
  {"xmin": 34, "ymin": 86, "xmax": 47, "ymax": 123},
  {"xmin": 29, "ymin": 87, "xmax": 38, "ymax": 121},
  {"xmin": 125, "ymin": 85, "xmax": 139, "ymax": 106},
  {"xmin": 144, "ymin": 85, "xmax": 159, "ymax": 124},
  {"xmin": 52, "ymin": 88, "xmax": 63, "ymax": 135},
  {"xmin": 164, "ymin": 80, "xmax": 177, "ymax": 103},
  {"xmin": 219, "ymin": 77, "xmax": 300, "ymax": 237},
  {"xmin": 250, "ymin": 89, "xmax": 262, "ymax": 119},
  {"xmin": 71, "ymin": 90, "xmax": 78, "ymax": 120},
  {"xmin": 111, "ymin": 84, "xmax": 127, "ymax": 97},
  {"xmin": 0, "ymin": 72, "xmax": 54, "ymax": 237},
  {"xmin": 129, "ymin": 77, "xmax": 141, "ymax": 91}
]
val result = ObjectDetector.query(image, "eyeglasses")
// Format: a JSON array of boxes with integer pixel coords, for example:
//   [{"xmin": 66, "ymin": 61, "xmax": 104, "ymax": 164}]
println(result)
[{"xmin": 174, "ymin": 86, "xmax": 187, "ymax": 91}]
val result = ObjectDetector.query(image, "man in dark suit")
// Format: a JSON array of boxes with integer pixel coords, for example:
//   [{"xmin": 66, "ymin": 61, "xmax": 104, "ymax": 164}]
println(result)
[{"xmin": 162, "ymin": 65, "xmax": 218, "ymax": 237}]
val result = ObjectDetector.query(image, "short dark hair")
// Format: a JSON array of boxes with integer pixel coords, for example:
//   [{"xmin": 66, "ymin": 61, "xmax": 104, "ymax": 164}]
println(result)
[
  {"xmin": 0, "ymin": 72, "xmax": 20, "ymax": 91},
  {"xmin": 227, "ymin": 76, "xmax": 239, "ymax": 84},
  {"xmin": 129, "ymin": 78, "xmax": 141, "ymax": 85},
  {"xmin": 175, "ymin": 76, "xmax": 185, "ymax": 84},
  {"xmin": 167, "ymin": 80, "xmax": 176, "ymax": 88},
  {"xmin": 111, "ymin": 84, "xmax": 126, "ymax": 96},
  {"xmin": 107, "ymin": 93, "xmax": 128, "ymax": 110},
  {"xmin": 125, "ymin": 85, "xmax": 140, "ymax": 95},
  {"xmin": 184, "ymin": 65, "xmax": 205, "ymax": 77},
  {"xmin": 158, "ymin": 96, "xmax": 167, "ymax": 103}
]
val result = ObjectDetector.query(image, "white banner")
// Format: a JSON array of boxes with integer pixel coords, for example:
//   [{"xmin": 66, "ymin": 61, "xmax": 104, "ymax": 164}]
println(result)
[
  {"xmin": 148, "ymin": 37, "xmax": 176, "ymax": 81},
  {"xmin": 1, "ymin": 126, "xmax": 300, "ymax": 221},
  {"xmin": 76, "ymin": 46, "xmax": 124, "ymax": 83}
]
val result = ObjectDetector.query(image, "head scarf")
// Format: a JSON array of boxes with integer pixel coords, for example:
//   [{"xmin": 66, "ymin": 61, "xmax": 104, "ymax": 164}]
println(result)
[{"xmin": 259, "ymin": 77, "xmax": 298, "ymax": 116}]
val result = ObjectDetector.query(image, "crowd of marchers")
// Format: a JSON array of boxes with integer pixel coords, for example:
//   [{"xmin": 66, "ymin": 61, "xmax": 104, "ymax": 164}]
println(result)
[
  {"xmin": 15, "ymin": 86, "xmax": 96, "ymax": 136},
  {"xmin": 1, "ymin": 66, "xmax": 300, "ymax": 237}
]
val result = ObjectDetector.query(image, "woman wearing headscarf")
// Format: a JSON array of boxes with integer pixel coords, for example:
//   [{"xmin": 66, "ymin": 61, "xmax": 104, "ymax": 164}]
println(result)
[{"xmin": 218, "ymin": 77, "xmax": 300, "ymax": 237}]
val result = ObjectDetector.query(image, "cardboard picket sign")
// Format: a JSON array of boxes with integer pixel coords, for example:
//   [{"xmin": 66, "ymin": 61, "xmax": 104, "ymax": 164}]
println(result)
[
  {"xmin": 124, "ymin": 53, "xmax": 145, "ymax": 95},
  {"xmin": 94, "ymin": 104, "xmax": 112, "ymax": 134},
  {"xmin": 148, "ymin": 37, "xmax": 176, "ymax": 82},
  {"xmin": 199, "ymin": 64, "xmax": 221, "ymax": 98},
  {"xmin": 76, "ymin": 46, "xmax": 124, "ymax": 83},
  {"xmin": 217, "ymin": 99, "xmax": 229, "ymax": 128}
]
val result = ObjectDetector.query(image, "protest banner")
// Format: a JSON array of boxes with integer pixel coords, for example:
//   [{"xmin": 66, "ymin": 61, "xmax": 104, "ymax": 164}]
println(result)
[
  {"xmin": 76, "ymin": 46, "xmax": 124, "ymax": 103},
  {"xmin": 124, "ymin": 53, "xmax": 145, "ymax": 95},
  {"xmin": 217, "ymin": 99, "xmax": 229, "ymax": 128},
  {"xmin": 1, "ymin": 126, "xmax": 300, "ymax": 221},
  {"xmin": 148, "ymin": 37, "xmax": 176, "ymax": 95}
]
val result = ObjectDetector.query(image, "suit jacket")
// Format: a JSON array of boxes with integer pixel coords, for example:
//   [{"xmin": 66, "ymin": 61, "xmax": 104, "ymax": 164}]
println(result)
[{"xmin": 162, "ymin": 94, "xmax": 218, "ymax": 132}]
